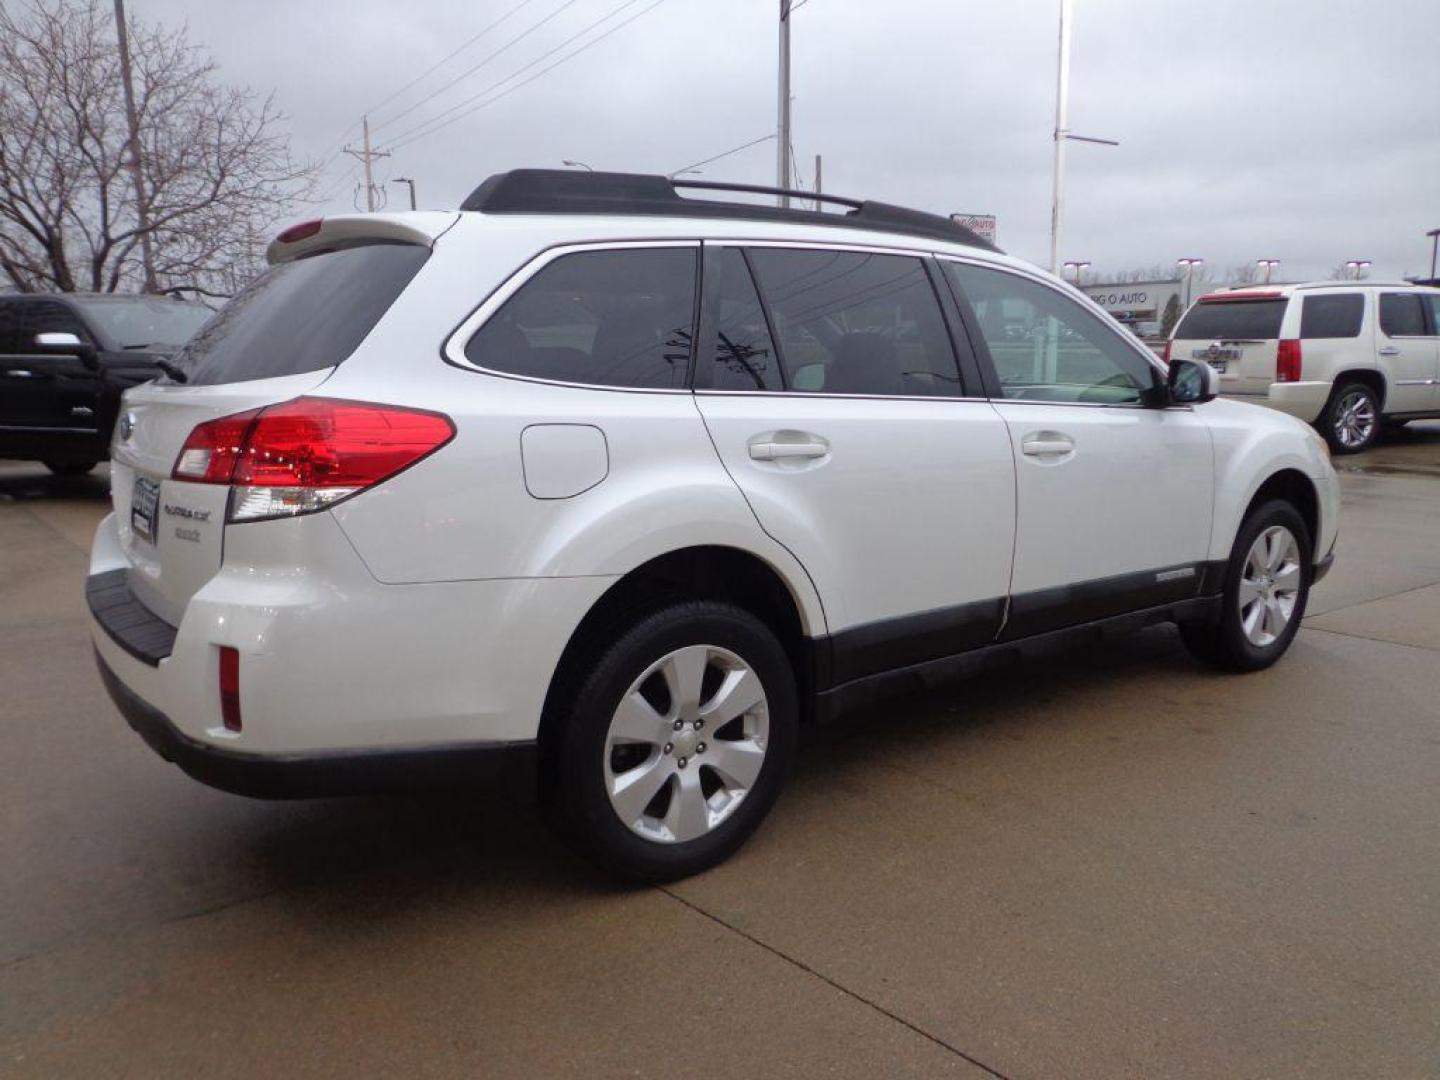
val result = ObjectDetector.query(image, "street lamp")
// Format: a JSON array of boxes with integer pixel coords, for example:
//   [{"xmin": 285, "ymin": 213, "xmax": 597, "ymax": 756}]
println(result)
[
  {"xmin": 1062, "ymin": 260, "xmax": 1091, "ymax": 284},
  {"xmin": 562, "ymin": 159, "xmax": 593, "ymax": 171},
  {"xmin": 1344, "ymin": 259, "xmax": 1371, "ymax": 281},
  {"xmin": 1428, "ymin": 228, "xmax": 1439, "ymax": 280},
  {"xmin": 1256, "ymin": 259, "xmax": 1280, "ymax": 285},
  {"xmin": 1049, "ymin": 0, "xmax": 1119, "ymax": 273},
  {"xmin": 1177, "ymin": 257, "xmax": 1204, "ymax": 309},
  {"xmin": 392, "ymin": 177, "xmax": 417, "ymax": 211}
]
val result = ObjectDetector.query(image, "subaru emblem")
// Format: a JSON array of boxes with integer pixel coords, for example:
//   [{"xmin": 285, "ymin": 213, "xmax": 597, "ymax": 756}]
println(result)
[{"xmin": 120, "ymin": 411, "xmax": 136, "ymax": 441}]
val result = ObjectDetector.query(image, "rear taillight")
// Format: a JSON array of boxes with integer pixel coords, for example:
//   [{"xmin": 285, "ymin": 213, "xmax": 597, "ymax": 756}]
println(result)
[
  {"xmin": 219, "ymin": 646, "xmax": 242, "ymax": 732},
  {"xmin": 172, "ymin": 397, "xmax": 454, "ymax": 522},
  {"xmin": 1277, "ymin": 339, "xmax": 1302, "ymax": 383},
  {"xmin": 1162, "ymin": 339, "xmax": 1173, "ymax": 365}
]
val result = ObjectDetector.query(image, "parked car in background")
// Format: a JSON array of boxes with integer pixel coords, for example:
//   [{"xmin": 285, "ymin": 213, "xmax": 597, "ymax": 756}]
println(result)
[
  {"xmin": 0, "ymin": 293, "xmax": 212, "ymax": 474},
  {"xmin": 89, "ymin": 170, "xmax": 1338, "ymax": 881},
  {"xmin": 1169, "ymin": 283, "xmax": 1440, "ymax": 453}
]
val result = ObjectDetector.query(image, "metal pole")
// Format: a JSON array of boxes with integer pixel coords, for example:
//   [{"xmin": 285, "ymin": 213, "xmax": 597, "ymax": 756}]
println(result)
[
  {"xmin": 361, "ymin": 116, "xmax": 376, "ymax": 212},
  {"xmin": 394, "ymin": 177, "xmax": 417, "ymax": 210},
  {"xmin": 113, "ymin": 0, "xmax": 157, "ymax": 293},
  {"xmin": 777, "ymin": 0, "xmax": 791, "ymax": 207},
  {"xmin": 1428, "ymin": 229, "xmax": 1439, "ymax": 279},
  {"xmin": 813, "ymin": 153, "xmax": 822, "ymax": 211},
  {"xmin": 1048, "ymin": 0, "xmax": 1072, "ymax": 274}
]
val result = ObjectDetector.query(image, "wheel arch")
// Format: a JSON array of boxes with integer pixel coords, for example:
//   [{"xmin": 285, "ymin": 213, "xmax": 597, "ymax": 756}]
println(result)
[
  {"xmin": 1243, "ymin": 468, "xmax": 1319, "ymax": 549},
  {"xmin": 1329, "ymin": 368, "xmax": 1386, "ymax": 413},
  {"xmin": 538, "ymin": 545, "xmax": 822, "ymax": 771}
]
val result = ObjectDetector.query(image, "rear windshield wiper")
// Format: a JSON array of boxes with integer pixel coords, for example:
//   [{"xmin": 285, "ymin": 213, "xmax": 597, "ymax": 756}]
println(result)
[{"xmin": 153, "ymin": 359, "xmax": 188, "ymax": 383}]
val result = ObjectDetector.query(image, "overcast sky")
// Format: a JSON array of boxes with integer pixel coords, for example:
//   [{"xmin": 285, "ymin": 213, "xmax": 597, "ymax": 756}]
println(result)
[{"xmin": 139, "ymin": 0, "xmax": 1440, "ymax": 282}]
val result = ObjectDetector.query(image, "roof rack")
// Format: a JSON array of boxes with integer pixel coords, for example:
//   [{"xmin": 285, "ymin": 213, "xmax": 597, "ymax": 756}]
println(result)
[{"xmin": 459, "ymin": 169, "xmax": 1000, "ymax": 252}]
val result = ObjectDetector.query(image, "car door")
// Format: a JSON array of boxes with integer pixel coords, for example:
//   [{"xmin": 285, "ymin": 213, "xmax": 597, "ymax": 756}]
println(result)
[
  {"xmin": 940, "ymin": 259, "xmax": 1214, "ymax": 639},
  {"xmin": 1377, "ymin": 292, "xmax": 1438, "ymax": 415},
  {"xmin": 1424, "ymin": 293, "xmax": 1440, "ymax": 413},
  {"xmin": 693, "ymin": 243, "xmax": 1016, "ymax": 685},
  {"xmin": 0, "ymin": 299, "xmax": 102, "ymax": 432}
]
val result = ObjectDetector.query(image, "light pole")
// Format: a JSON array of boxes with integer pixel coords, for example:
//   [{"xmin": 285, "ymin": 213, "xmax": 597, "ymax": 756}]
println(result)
[
  {"xmin": 777, "ymin": 0, "xmax": 793, "ymax": 207},
  {"xmin": 1177, "ymin": 258, "xmax": 1204, "ymax": 310},
  {"xmin": 1256, "ymin": 259, "xmax": 1280, "ymax": 284},
  {"xmin": 1049, "ymin": 0, "xmax": 1119, "ymax": 274},
  {"xmin": 392, "ymin": 177, "xmax": 417, "ymax": 211},
  {"xmin": 1062, "ymin": 260, "xmax": 1091, "ymax": 285},
  {"xmin": 1428, "ymin": 228, "xmax": 1439, "ymax": 280},
  {"xmin": 562, "ymin": 159, "xmax": 593, "ymax": 171},
  {"xmin": 1344, "ymin": 259, "xmax": 1371, "ymax": 281}
]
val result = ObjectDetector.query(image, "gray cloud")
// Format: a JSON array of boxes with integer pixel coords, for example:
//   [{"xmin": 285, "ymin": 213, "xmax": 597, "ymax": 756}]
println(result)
[{"xmin": 144, "ymin": 0, "xmax": 1440, "ymax": 281}]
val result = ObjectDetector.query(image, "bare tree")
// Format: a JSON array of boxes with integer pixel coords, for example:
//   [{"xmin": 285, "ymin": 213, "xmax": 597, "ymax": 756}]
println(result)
[
  {"xmin": 0, "ymin": 0, "xmax": 316, "ymax": 295},
  {"xmin": 1221, "ymin": 263, "xmax": 1257, "ymax": 284}
]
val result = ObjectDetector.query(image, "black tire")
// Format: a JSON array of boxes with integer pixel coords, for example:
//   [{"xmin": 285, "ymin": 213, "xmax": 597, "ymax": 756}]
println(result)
[
  {"xmin": 43, "ymin": 459, "xmax": 98, "ymax": 476},
  {"xmin": 1319, "ymin": 380, "xmax": 1380, "ymax": 454},
  {"xmin": 1181, "ymin": 499, "xmax": 1312, "ymax": 672},
  {"xmin": 544, "ymin": 601, "xmax": 798, "ymax": 883}
]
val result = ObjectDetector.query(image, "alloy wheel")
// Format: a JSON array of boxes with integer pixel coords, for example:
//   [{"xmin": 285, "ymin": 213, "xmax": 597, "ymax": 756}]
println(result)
[
  {"xmin": 603, "ymin": 644, "xmax": 770, "ymax": 843},
  {"xmin": 1332, "ymin": 388, "xmax": 1376, "ymax": 450},
  {"xmin": 1238, "ymin": 525, "xmax": 1302, "ymax": 647}
]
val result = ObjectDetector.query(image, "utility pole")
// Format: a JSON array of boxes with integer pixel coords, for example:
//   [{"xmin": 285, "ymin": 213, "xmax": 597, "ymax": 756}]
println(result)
[
  {"xmin": 113, "ymin": 0, "xmax": 157, "ymax": 293},
  {"xmin": 1049, "ymin": 0, "xmax": 1072, "ymax": 274},
  {"xmin": 777, "ymin": 0, "xmax": 792, "ymax": 207},
  {"xmin": 393, "ymin": 177, "xmax": 417, "ymax": 211},
  {"xmin": 1428, "ymin": 227, "xmax": 1439, "ymax": 280},
  {"xmin": 813, "ymin": 153, "xmax": 822, "ymax": 211},
  {"xmin": 343, "ymin": 116, "xmax": 390, "ymax": 212}
]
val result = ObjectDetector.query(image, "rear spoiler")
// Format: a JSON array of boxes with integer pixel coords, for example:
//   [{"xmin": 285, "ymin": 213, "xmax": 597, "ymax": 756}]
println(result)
[
  {"xmin": 265, "ymin": 212, "xmax": 459, "ymax": 265},
  {"xmin": 1195, "ymin": 290, "xmax": 1284, "ymax": 303}
]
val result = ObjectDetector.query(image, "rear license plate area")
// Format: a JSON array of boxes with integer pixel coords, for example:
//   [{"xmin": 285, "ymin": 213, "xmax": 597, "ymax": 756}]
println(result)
[{"xmin": 131, "ymin": 476, "xmax": 160, "ymax": 545}]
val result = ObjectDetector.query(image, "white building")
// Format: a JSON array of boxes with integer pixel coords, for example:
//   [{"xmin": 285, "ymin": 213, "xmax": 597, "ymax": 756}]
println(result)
[{"xmin": 1081, "ymin": 279, "xmax": 1187, "ymax": 334}]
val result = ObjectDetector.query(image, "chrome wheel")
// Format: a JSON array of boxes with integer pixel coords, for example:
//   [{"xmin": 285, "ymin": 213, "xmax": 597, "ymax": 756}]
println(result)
[
  {"xmin": 1238, "ymin": 525, "xmax": 1302, "ymax": 647},
  {"xmin": 1332, "ymin": 387, "xmax": 1376, "ymax": 450},
  {"xmin": 603, "ymin": 644, "xmax": 769, "ymax": 844}
]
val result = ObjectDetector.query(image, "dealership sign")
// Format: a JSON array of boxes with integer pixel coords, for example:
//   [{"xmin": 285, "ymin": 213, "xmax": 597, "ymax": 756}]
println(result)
[
  {"xmin": 1083, "ymin": 280, "xmax": 1184, "ymax": 317},
  {"xmin": 950, "ymin": 213, "xmax": 997, "ymax": 245}
]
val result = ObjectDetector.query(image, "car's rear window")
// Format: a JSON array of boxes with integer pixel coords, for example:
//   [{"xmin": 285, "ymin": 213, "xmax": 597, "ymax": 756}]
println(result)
[
  {"xmin": 174, "ymin": 243, "xmax": 428, "ymax": 386},
  {"xmin": 1300, "ymin": 294, "xmax": 1364, "ymax": 339},
  {"xmin": 1174, "ymin": 299, "xmax": 1287, "ymax": 341}
]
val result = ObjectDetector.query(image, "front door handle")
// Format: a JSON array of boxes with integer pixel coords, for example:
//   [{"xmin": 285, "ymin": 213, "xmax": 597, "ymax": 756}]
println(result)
[
  {"xmin": 1378, "ymin": 346, "xmax": 1400, "ymax": 357},
  {"xmin": 1021, "ymin": 432, "xmax": 1076, "ymax": 457},
  {"xmin": 748, "ymin": 431, "xmax": 830, "ymax": 461},
  {"xmin": 4, "ymin": 369, "xmax": 37, "ymax": 378}
]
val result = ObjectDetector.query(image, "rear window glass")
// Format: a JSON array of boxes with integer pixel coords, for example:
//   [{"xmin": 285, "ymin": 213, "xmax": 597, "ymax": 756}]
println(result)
[
  {"xmin": 1300, "ymin": 294, "xmax": 1364, "ymax": 339},
  {"xmin": 1379, "ymin": 293, "xmax": 1426, "ymax": 337},
  {"xmin": 174, "ymin": 244, "xmax": 429, "ymax": 386},
  {"xmin": 465, "ymin": 248, "xmax": 696, "ymax": 389},
  {"xmin": 1174, "ymin": 299, "xmax": 1287, "ymax": 341}
]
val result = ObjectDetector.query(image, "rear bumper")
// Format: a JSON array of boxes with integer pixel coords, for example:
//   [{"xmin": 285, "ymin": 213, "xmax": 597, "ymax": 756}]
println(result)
[
  {"xmin": 1220, "ymin": 382, "xmax": 1331, "ymax": 423},
  {"xmin": 94, "ymin": 647, "xmax": 534, "ymax": 799}
]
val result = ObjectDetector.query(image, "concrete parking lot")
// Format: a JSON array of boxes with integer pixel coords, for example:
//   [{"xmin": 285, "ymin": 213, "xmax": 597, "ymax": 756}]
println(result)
[{"xmin": 3, "ymin": 425, "xmax": 1439, "ymax": 1079}]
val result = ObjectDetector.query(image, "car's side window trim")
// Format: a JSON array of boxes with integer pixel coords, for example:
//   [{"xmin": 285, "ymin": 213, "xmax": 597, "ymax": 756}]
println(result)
[
  {"xmin": 936, "ymin": 254, "xmax": 1166, "ymax": 408},
  {"xmin": 441, "ymin": 239, "xmax": 702, "ymax": 395}
]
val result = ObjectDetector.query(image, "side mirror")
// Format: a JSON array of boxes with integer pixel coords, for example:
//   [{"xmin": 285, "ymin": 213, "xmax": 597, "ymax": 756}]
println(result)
[
  {"xmin": 1166, "ymin": 358, "xmax": 1219, "ymax": 405},
  {"xmin": 34, "ymin": 331, "xmax": 99, "ymax": 370}
]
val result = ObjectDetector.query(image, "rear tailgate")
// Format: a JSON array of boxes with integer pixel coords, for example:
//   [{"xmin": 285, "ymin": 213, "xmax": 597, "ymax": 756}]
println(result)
[
  {"xmin": 1172, "ymin": 293, "xmax": 1289, "ymax": 395},
  {"xmin": 106, "ymin": 221, "xmax": 445, "ymax": 627}
]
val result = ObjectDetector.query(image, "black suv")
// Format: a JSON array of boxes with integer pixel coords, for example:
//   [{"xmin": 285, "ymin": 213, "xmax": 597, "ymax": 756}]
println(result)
[{"xmin": 0, "ymin": 293, "xmax": 212, "ymax": 474}]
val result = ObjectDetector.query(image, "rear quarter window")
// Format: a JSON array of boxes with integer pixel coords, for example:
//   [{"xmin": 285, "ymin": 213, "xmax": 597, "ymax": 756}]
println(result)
[
  {"xmin": 1174, "ymin": 299, "xmax": 1287, "ymax": 341},
  {"xmin": 1300, "ymin": 294, "xmax": 1364, "ymax": 338},
  {"xmin": 175, "ymin": 243, "xmax": 429, "ymax": 386}
]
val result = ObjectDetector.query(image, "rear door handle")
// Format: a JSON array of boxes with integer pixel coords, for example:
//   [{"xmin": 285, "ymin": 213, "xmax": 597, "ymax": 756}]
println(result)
[
  {"xmin": 748, "ymin": 432, "xmax": 830, "ymax": 461},
  {"xmin": 4, "ymin": 369, "xmax": 37, "ymax": 378},
  {"xmin": 1021, "ymin": 433, "xmax": 1075, "ymax": 457},
  {"xmin": 1378, "ymin": 346, "xmax": 1400, "ymax": 357}
]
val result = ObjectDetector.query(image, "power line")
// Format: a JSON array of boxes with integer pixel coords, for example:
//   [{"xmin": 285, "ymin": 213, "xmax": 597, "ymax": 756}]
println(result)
[
  {"xmin": 389, "ymin": 0, "xmax": 671, "ymax": 152},
  {"xmin": 669, "ymin": 133, "xmax": 776, "ymax": 178},
  {"xmin": 371, "ymin": 0, "xmax": 584, "ymax": 135},
  {"xmin": 365, "ymin": 0, "xmax": 542, "ymax": 125},
  {"xmin": 385, "ymin": 0, "xmax": 652, "ymax": 150}
]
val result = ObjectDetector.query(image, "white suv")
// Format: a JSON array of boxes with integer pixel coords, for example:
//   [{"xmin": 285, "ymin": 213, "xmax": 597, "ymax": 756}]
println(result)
[
  {"xmin": 89, "ymin": 170, "xmax": 1339, "ymax": 880},
  {"xmin": 1169, "ymin": 282, "xmax": 1440, "ymax": 453}
]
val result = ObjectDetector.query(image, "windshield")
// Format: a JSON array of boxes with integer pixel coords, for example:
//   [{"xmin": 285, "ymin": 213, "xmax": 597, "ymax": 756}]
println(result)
[
  {"xmin": 1174, "ymin": 299, "xmax": 1287, "ymax": 341},
  {"xmin": 172, "ymin": 244, "xmax": 429, "ymax": 387},
  {"xmin": 70, "ymin": 296, "xmax": 213, "ymax": 349}
]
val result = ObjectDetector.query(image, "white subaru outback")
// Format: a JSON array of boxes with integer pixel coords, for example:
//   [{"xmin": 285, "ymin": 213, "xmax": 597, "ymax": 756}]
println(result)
[{"xmin": 89, "ymin": 170, "xmax": 1339, "ymax": 880}]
